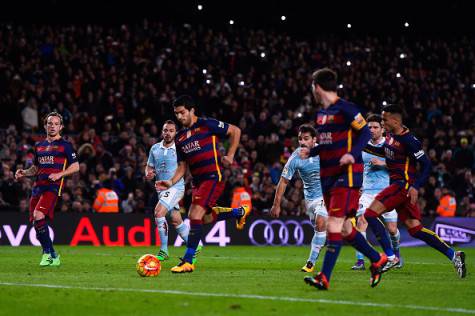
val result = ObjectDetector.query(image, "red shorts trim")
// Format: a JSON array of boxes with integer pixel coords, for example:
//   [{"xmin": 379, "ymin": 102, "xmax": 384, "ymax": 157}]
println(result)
[
  {"xmin": 323, "ymin": 187, "xmax": 360, "ymax": 218},
  {"xmin": 29, "ymin": 191, "xmax": 58, "ymax": 222},
  {"xmin": 192, "ymin": 180, "xmax": 225, "ymax": 211},
  {"xmin": 375, "ymin": 183, "xmax": 421, "ymax": 222}
]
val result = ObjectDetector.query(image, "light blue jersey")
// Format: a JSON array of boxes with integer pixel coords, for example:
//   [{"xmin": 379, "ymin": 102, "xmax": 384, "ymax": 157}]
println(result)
[
  {"xmin": 147, "ymin": 141, "xmax": 185, "ymax": 191},
  {"xmin": 362, "ymin": 139, "xmax": 389, "ymax": 195},
  {"xmin": 281, "ymin": 148, "xmax": 323, "ymax": 201}
]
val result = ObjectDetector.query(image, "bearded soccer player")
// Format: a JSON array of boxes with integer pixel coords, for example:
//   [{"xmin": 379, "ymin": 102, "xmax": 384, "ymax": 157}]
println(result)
[
  {"xmin": 352, "ymin": 114, "xmax": 402, "ymax": 271},
  {"xmin": 145, "ymin": 120, "xmax": 193, "ymax": 262},
  {"xmin": 156, "ymin": 95, "xmax": 251, "ymax": 273},
  {"xmin": 363, "ymin": 104, "xmax": 466, "ymax": 278},
  {"xmin": 270, "ymin": 124, "xmax": 327, "ymax": 273},
  {"xmin": 301, "ymin": 68, "xmax": 388, "ymax": 290},
  {"xmin": 15, "ymin": 112, "xmax": 79, "ymax": 266}
]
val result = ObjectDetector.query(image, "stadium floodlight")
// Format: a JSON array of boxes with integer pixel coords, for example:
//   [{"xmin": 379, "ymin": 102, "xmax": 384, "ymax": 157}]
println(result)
[
  {"xmin": 229, "ymin": 20, "xmax": 234, "ymax": 25},
  {"xmin": 281, "ymin": 16, "xmax": 286, "ymax": 21},
  {"xmin": 206, "ymin": 79, "xmax": 211, "ymax": 84},
  {"xmin": 260, "ymin": 52, "xmax": 266, "ymax": 58},
  {"xmin": 297, "ymin": 113, "xmax": 303, "ymax": 118},
  {"xmin": 400, "ymin": 53, "xmax": 406, "ymax": 59},
  {"xmin": 404, "ymin": 22, "xmax": 409, "ymax": 28},
  {"xmin": 396, "ymin": 73, "xmax": 401, "ymax": 78},
  {"xmin": 202, "ymin": 69, "xmax": 207, "ymax": 74},
  {"xmin": 472, "ymin": 84, "xmax": 475, "ymax": 88},
  {"xmin": 338, "ymin": 84, "xmax": 344, "ymax": 89},
  {"xmin": 197, "ymin": 4, "xmax": 203, "ymax": 10},
  {"xmin": 346, "ymin": 61, "xmax": 351, "ymax": 66},
  {"xmin": 347, "ymin": 23, "xmax": 352, "ymax": 29},
  {"xmin": 382, "ymin": 101, "xmax": 387, "ymax": 105},
  {"xmin": 239, "ymin": 81, "xmax": 245, "ymax": 86}
]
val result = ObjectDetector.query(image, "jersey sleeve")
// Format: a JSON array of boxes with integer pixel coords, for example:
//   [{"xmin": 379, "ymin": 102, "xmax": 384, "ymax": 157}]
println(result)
[
  {"xmin": 340, "ymin": 103, "xmax": 367, "ymax": 131},
  {"xmin": 403, "ymin": 135, "xmax": 432, "ymax": 189},
  {"xmin": 64, "ymin": 142, "xmax": 78, "ymax": 165},
  {"xmin": 204, "ymin": 118, "xmax": 229, "ymax": 137},
  {"xmin": 147, "ymin": 147, "xmax": 156, "ymax": 167},
  {"xmin": 281, "ymin": 154, "xmax": 298, "ymax": 180}
]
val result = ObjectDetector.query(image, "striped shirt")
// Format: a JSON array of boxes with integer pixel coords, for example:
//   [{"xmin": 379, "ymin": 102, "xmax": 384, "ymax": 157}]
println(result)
[
  {"xmin": 312, "ymin": 98, "xmax": 370, "ymax": 194},
  {"xmin": 175, "ymin": 117, "xmax": 229, "ymax": 185},
  {"xmin": 366, "ymin": 128, "xmax": 431, "ymax": 190},
  {"xmin": 32, "ymin": 138, "xmax": 78, "ymax": 197}
]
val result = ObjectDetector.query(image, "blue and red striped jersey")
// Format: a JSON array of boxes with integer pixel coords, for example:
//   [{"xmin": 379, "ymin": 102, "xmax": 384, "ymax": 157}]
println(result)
[
  {"xmin": 32, "ymin": 138, "xmax": 78, "ymax": 197},
  {"xmin": 175, "ymin": 117, "xmax": 229, "ymax": 184},
  {"xmin": 313, "ymin": 98, "xmax": 370, "ymax": 194},
  {"xmin": 367, "ymin": 128, "xmax": 431, "ymax": 190}
]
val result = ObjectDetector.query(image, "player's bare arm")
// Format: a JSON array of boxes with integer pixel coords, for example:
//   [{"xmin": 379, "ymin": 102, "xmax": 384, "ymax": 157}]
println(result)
[
  {"xmin": 145, "ymin": 165, "xmax": 156, "ymax": 180},
  {"xmin": 15, "ymin": 165, "xmax": 38, "ymax": 180},
  {"xmin": 156, "ymin": 161, "xmax": 187, "ymax": 190},
  {"xmin": 270, "ymin": 177, "xmax": 289, "ymax": 218},
  {"xmin": 48, "ymin": 162, "xmax": 80, "ymax": 182},
  {"xmin": 370, "ymin": 157, "xmax": 386, "ymax": 167},
  {"xmin": 222, "ymin": 124, "xmax": 241, "ymax": 166}
]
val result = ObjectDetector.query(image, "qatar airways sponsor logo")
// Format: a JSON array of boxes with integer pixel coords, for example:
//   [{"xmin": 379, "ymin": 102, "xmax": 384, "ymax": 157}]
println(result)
[
  {"xmin": 319, "ymin": 132, "xmax": 333, "ymax": 145},
  {"xmin": 38, "ymin": 156, "xmax": 55, "ymax": 164},
  {"xmin": 181, "ymin": 141, "xmax": 201, "ymax": 154}
]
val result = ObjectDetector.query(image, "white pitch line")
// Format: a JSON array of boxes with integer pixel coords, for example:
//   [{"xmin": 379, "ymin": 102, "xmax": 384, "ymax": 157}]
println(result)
[{"xmin": 0, "ymin": 282, "xmax": 474, "ymax": 314}]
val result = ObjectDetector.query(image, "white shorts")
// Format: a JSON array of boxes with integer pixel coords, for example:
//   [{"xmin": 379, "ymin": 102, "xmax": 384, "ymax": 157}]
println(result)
[
  {"xmin": 305, "ymin": 198, "xmax": 328, "ymax": 221},
  {"xmin": 357, "ymin": 192, "xmax": 398, "ymax": 223},
  {"xmin": 158, "ymin": 187, "xmax": 184, "ymax": 212}
]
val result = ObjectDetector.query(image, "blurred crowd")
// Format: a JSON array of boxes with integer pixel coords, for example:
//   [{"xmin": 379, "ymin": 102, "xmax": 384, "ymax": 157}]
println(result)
[{"xmin": 0, "ymin": 20, "xmax": 474, "ymax": 217}]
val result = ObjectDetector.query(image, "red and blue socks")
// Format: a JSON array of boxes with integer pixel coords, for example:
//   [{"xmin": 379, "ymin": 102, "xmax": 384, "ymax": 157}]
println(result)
[
  {"xmin": 34, "ymin": 219, "xmax": 56, "ymax": 258},
  {"xmin": 183, "ymin": 220, "xmax": 203, "ymax": 263},
  {"xmin": 364, "ymin": 209, "xmax": 395, "ymax": 258},
  {"xmin": 345, "ymin": 227, "xmax": 381, "ymax": 263},
  {"xmin": 321, "ymin": 233, "xmax": 343, "ymax": 281}
]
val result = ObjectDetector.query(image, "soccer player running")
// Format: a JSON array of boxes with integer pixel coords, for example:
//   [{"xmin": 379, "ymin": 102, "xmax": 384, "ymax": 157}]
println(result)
[
  {"xmin": 363, "ymin": 104, "xmax": 466, "ymax": 278},
  {"xmin": 15, "ymin": 112, "xmax": 79, "ymax": 266},
  {"xmin": 145, "ymin": 120, "xmax": 192, "ymax": 262},
  {"xmin": 156, "ymin": 95, "xmax": 251, "ymax": 273},
  {"xmin": 352, "ymin": 114, "xmax": 402, "ymax": 271},
  {"xmin": 301, "ymin": 68, "xmax": 388, "ymax": 290},
  {"xmin": 270, "ymin": 124, "xmax": 327, "ymax": 273}
]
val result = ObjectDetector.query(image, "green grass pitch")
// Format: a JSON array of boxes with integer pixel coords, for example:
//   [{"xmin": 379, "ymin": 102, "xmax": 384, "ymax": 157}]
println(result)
[{"xmin": 0, "ymin": 246, "xmax": 474, "ymax": 316}]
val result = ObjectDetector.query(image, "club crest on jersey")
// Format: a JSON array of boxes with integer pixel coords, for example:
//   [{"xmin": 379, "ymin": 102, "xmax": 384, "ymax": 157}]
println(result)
[{"xmin": 316, "ymin": 114, "xmax": 327, "ymax": 125}]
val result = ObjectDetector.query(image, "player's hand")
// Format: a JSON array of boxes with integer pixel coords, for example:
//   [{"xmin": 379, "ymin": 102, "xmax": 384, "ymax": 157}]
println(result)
[
  {"xmin": 270, "ymin": 204, "xmax": 281, "ymax": 218},
  {"xmin": 15, "ymin": 169, "xmax": 26, "ymax": 180},
  {"xmin": 370, "ymin": 158, "xmax": 385, "ymax": 167},
  {"xmin": 339, "ymin": 153, "xmax": 355, "ymax": 166},
  {"xmin": 155, "ymin": 180, "xmax": 172, "ymax": 191},
  {"xmin": 48, "ymin": 172, "xmax": 63, "ymax": 182},
  {"xmin": 299, "ymin": 147, "xmax": 310, "ymax": 159},
  {"xmin": 145, "ymin": 168, "xmax": 156, "ymax": 180},
  {"xmin": 221, "ymin": 155, "xmax": 234, "ymax": 167},
  {"xmin": 407, "ymin": 187, "xmax": 419, "ymax": 205}
]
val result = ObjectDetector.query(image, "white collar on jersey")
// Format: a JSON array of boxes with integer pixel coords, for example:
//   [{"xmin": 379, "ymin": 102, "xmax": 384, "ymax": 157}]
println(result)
[{"xmin": 159, "ymin": 140, "xmax": 176, "ymax": 151}]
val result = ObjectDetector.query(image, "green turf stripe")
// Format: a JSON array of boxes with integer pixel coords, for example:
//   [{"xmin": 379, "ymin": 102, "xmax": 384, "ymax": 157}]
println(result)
[{"xmin": 1, "ymin": 282, "xmax": 474, "ymax": 314}]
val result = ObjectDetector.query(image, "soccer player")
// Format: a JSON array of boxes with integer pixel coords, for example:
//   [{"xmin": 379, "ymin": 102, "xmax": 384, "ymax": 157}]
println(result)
[
  {"xmin": 145, "ymin": 120, "xmax": 191, "ymax": 261},
  {"xmin": 363, "ymin": 104, "xmax": 466, "ymax": 278},
  {"xmin": 301, "ymin": 68, "xmax": 388, "ymax": 290},
  {"xmin": 270, "ymin": 124, "xmax": 327, "ymax": 273},
  {"xmin": 156, "ymin": 95, "xmax": 251, "ymax": 273},
  {"xmin": 15, "ymin": 112, "xmax": 79, "ymax": 266},
  {"xmin": 352, "ymin": 114, "xmax": 402, "ymax": 271}
]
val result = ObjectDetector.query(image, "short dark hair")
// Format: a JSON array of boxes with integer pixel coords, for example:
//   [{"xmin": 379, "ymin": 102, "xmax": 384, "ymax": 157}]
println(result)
[
  {"xmin": 312, "ymin": 68, "xmax": 337, "ymax": 92},
  {"xmin": 44, "ymin": 111, "xmax": 63, "ymax": 125},
  {"xmin": 367, "ymin": 114, "xmax": 382, "ymax": 125},
  {"xmin": 172, "ymin": 95, "xmax": 196, "ymax": 110},
  {"xmin": 382, "ymin": 104, "xmax": 403, "ymax": 116},
  {"xmin": 163, "ymin": 120, "xmax": 177, "ymax": 127},
  {"xmin": 298, "ymin": 124, "xmax": 317, "ymax": 138}
]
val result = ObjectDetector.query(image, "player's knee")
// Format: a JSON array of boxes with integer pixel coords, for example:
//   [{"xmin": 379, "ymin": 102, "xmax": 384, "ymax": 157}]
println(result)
[
  {"xmin": 154, "ymin": 204, "xmax": 167, "ymax": 218},
  {"xmin": 33, "ymin": 211, "xmax": 45, "ymax": 222},
  {"xmin": 170, "ymin": 214, "xmax": 183, "ymax": 227},
  {"xmin": 407, "ymin": 224, "xmax": 423, "ymax": 237},
  {"xmin": 364, "ymin": 208, "xmax": 380, "ymax": 218},
  {"xmin": 315, "ymin": 216, "xmax": 327, "ymax": 232}
]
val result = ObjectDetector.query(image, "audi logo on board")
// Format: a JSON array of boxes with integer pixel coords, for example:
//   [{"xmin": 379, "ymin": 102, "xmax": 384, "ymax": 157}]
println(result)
[{"xmin": 248, "ymin": 219, "xmax": 315, "ymax": 246}]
